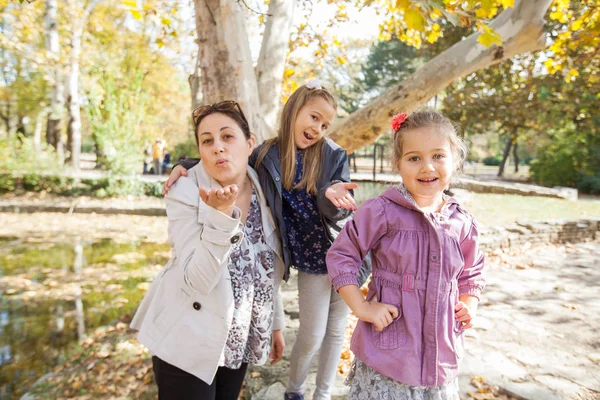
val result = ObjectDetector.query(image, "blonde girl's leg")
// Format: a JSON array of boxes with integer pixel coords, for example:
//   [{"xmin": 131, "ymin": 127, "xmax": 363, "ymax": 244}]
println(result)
[
  {"xmin": 286, "ymin": 272, "xmax": 332, "ymax": 397},
  {"xmin": 313, "ymin": 283, "xmax": 349, "ymax": 400}
]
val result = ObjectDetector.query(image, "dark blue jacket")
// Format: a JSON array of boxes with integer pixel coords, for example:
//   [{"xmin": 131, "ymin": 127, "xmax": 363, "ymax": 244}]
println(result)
[{"xmin": 180, "ymin": 138, "xmax": 371, "ymax": 284}]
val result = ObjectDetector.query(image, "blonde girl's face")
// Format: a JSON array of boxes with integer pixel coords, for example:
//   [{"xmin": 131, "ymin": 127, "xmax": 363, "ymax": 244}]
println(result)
[
  {"xmin": 397, "ymin": 127, "xmax": 454, "ymax": 207},
  {"xmin": 197, "ymin": 113, "xmax": 254, "ymax": 186},
  {"xmin": 293, "ymin": 96, "xmax": 336, "ymax": 150}
]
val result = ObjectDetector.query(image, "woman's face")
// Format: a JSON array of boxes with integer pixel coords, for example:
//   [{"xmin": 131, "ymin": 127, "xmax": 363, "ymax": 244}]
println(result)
[{"xmin": 196, "ymin": 113, "xmax": 254, "ymax": 186}]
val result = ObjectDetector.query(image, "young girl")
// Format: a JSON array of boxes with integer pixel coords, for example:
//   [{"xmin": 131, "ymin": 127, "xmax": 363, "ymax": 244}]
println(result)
[
  {"xmin": 326, "ymin": 109, "xmax": 485, "ymax": 399},
  {"xmin": 165, "ymin": 81, "xmax": 370, "ymax": 400},
  {"xmin": 132, "ymin": 101, "xmax": 285, "ymax": 400}
]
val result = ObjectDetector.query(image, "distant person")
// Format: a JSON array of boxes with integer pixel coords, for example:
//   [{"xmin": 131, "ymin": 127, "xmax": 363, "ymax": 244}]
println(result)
[
  {"xmin": 162, "ymin": 148, "xmax": 171, "ymax": 174},
  {"xmin": 152, "ymin": 139, "xmax": 164, "ymax": 175},
  {"xmin": 143, "ymin": 142, "xmax": 152, "ymax": 174},
  {"xmin": 327, "ymin": 109, "xmax": 486, "ymax": 400}
]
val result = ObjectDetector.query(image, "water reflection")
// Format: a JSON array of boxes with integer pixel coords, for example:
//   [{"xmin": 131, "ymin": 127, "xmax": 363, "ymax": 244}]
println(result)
[{"xmin": 0, "ymin": 238, "xmax": 170, "ymax": 399}]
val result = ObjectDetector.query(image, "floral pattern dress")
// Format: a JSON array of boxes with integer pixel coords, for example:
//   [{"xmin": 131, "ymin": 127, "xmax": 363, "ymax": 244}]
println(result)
[{"xmin": 222, "ymin": 188, "xmax": 275, "ymax": 369}]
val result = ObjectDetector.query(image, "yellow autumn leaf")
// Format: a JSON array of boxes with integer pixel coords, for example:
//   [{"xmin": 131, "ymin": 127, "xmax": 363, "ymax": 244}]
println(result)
[
  {"xmin": 396, "ymin": 0, "xmax": 410, "ymax": 10},
  {"xmin": 155, "ymin": 38, "xmax": 164, "ymax": 48},
  {"xmin": 336, "ymin": 55, "xmax": 347, "ymax": 65},
  {"xmin": 121, "ymin": 0, "xmax": 137, "ymax": 7},
  {"xmin": 405, "ymin": 6, "xmax": 425, "ymax": 31},
  {"xmin": 571, "ymin": 19, "xmax": 583, "ymax": 31},
  {"xmin": 161, "ymin": 18, "xmax": 171, "ymax": 26},
  {"xmin": 568, "ymin": 68, "xmax": 579, "ymax": 77},
  {"xmin": 477, "ymin": 25, "xmax": 502, "ymax": 47},
  {"xmin": 284, "ymin": 69, "xmax": 294, "ymax": 78},
  {"xmin": 499, "ymin": 0, "xmax": 514, "ymax": 8},
  {"xmin": 130, "ymin": 10, "xmax": 142, "ymax": 20}
]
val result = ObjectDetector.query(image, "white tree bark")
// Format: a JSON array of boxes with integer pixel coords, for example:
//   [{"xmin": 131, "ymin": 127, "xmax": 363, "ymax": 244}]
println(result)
[
  {"xmin": 33, "ymin": 107, "xmax": 46, "ymax": 153},
  {"xmin": 45, "ymin": 0, "xmax": 64, "ymax": 150},
  {"xmin": 66, "ymin": 0, "xmax": 101, "ymax": 170},
  {"xmin": 188, "ymin": 45, "xmax": 203, "ymax": 112},
  {"xmin": 329, "ymin": 0, "xmax": 553, "ymax": 153},
  {"xmin": 193, "ymin": 0, "xmax": 271, "ymax": 142},
  {"xmin": 255, "ymin": 0, "xmax": 295, "ymax": 131}
]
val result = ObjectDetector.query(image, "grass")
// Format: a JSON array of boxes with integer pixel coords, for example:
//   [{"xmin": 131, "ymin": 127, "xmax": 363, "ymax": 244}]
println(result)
[{"xmin": 461, "ymin": 193, "xmax": 600, "ymax": 227}]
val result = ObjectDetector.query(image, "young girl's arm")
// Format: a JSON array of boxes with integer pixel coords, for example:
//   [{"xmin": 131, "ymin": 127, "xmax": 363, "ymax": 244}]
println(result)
[
  {"xmin": 327, "ymin": 198, "xmax": 396, "ymax": 331},
  {"xmin": 163, "ymin": 159, "xmax": 201, "ymax": 195},
  {"xmin": 318, "ymin": 146, "xmax": 357, "ymax": 218},
  {"xmin": 455, "ymin": 218, "xmax": 486, "ymax": 329}
]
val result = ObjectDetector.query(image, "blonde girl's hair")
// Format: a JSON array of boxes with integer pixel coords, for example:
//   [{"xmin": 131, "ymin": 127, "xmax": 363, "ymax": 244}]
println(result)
[
  {"xmin": 256, "ymin": 84, "xmax": 338, "ymax": 195},
  {"xmin": 392, "ymin": 108, "xmax": 467, "ymax": 173}
]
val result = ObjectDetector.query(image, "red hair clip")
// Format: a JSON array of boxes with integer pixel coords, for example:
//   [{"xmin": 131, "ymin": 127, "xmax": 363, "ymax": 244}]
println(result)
[{"xmin": 391, "ymin": 113, "xmax": 407, "ymax": 131}]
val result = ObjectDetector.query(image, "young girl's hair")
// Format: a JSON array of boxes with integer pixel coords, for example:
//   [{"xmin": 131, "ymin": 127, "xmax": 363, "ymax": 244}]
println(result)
[
  {"xmin": 256, "ymin": 84, "xmax": 338, "ymax": 195},
  {"xmin": 392, "ymin": 108, "xmax": 467, "ymax": 173}
]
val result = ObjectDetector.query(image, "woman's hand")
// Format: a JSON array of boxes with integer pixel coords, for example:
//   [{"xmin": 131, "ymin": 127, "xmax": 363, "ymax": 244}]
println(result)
[
  {"xmin": 355, "ymin": 298, "xmax": 398, "ymax": 332},
  {"xmin": 199, "ymin": 185, "xmax": 238, "ymax": 216},
  {"xmin": 455, "ymin": 295, "xmax": 479, "ymax": 330},
  {"xmin": 163, "ymin": 165, "xmax": 188, "ymax": 195},
  {"xmin": 269, "ymin": 329, "xmax": 285, "ymax": 364},
  {"xmin": 325, "ymin": 182, "xmax": 358, "ymax": 211}
]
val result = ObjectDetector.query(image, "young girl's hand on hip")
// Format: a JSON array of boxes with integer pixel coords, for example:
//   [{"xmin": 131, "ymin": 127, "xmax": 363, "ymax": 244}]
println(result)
[
  {"xmin": 163, "ymin": 165, "xmax": 188, "ymax": 195},
  {"xmin": 199, "ymin": 185, "xmax": 238, "ymax": 216},
  {"xmin": 455, "ymin": 296, "xmax": 479, "ymax": 330},
  {"xmin": 356, "ymin": 298, "xmax": 399, "ymax": 332},
  {"xmin": 325, "ymin": 182, "xmax": 358, "ymax": 211}
]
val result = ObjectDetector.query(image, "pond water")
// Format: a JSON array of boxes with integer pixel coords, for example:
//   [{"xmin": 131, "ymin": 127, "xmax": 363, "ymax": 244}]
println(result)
[{"xmin": 0, "ymin": 238, "xmax": 170, "ymax": 399}]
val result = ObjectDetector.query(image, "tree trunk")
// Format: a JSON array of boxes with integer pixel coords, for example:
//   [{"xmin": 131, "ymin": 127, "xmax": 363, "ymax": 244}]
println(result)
[
  {"xmin": 498, "ymin": 136, "xmax": 514, "ymax": 177},
  {"xmin": 513, "ymin": 141, "xmax": 519, "ymax": 173},
  {"xmin": 329, "ymin": 0, "xmax": 552, "ymax": 153},
  {"xmin": 66, "ymin": 28, "xmax": 83, "ymax": 169},
  {"xmin": 45, "ymin": 0, "xmax": 64, "ymax": 150},
  {"xmin": 34, "ymin": 108, "xmax": 46, "ymax": 153},
  {"xmin": 188, "ymin": 46, "xmax": 203, "ymax": 112},
  {"xmin": 193, "ymin": 0, "xmax": 270, "ymax": 142},
  {"xmin": 66, "ymin": 0, "xmax": 100, "ymax": 170},
  {"xmin": 255, "ymin": 0, "xmax": 295, "ymax": 132}
]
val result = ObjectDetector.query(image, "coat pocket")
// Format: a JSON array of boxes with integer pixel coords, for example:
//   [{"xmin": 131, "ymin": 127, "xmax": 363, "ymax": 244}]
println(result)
[{"xmin": 370, "ymin": 280, "xmax": 406, "ymax": 350}]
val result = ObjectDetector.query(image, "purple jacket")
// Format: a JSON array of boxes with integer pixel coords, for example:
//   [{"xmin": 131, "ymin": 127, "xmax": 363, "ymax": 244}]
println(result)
[{"xmin": 327, "ymin": 186, "xmax": 485, "ymax": 387}]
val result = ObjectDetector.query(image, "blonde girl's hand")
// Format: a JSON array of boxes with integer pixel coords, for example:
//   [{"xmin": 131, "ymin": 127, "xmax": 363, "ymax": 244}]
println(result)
[
  {"xmin": 325, "ymin": 182, "xmax": 358, "ymax": 211},
  {"xmin": 455, "ymin": 297, "xmax": 478, "ymax": 330},
  {"xmin": 199, "ymin": 185, "xmax": 238, "ymax": 216},
  {"xmin": 163, "ymin": 165, "xmax": 188, "ymax": 195},
  {"xmin": 356, "ymin": 298, "xmax": 398, "ymax": 332},
  {"xmin": 269, "ymin": 329, "xmax": 285, "ymax": 364}
]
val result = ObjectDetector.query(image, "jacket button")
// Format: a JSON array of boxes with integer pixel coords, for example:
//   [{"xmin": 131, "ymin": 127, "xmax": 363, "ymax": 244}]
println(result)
[
  {"xmin": 230, "ymin": 235, "xmax": 240, "ymax": 244},
  {"xmin": 275, "ymin": 177, "xmax": 280, "ymax": 181},
  {"xmin": 193, "ymin": 302, "xmax": 201, "ymax": 311},
  {"xmin": 430, "ymin": 253, "xmax": 439, "ymax": 262}
]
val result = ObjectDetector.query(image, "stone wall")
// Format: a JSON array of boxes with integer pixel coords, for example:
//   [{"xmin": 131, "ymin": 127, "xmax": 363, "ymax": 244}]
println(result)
[{"xmin": 479, "ymin": 219, "xmax": 600, "ymax": 251}]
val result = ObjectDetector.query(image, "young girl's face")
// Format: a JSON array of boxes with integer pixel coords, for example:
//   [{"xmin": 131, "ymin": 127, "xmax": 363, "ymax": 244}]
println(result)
[
  {"xmin": 293, "ymin": 96, "xmax": 336, "ymax": 149},
  {"xmin": 197, "ymin": 113, "xmax": 254, "ymax": 186},
  {"xmin": 397, "ymin": 127, "xmax": 454, "ymax": 207}
]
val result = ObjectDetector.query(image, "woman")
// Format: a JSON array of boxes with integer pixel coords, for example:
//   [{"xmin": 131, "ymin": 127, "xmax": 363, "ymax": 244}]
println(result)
[{"xmin": 131, "ymin": 101, "xmax": 285, "ymax": 400}]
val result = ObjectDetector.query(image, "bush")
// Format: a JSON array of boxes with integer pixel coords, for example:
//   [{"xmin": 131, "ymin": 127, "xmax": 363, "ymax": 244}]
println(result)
[
  {"xmin": 171, "ymin": 136, "xmax": 198, "ymax": 163},
  {"xmin": 482, "ymin": 156, "xmax": 502, "ymax": 166},
  {"xmin": 577, "ymin": 174, "xmax": 600, "ymax": 195},
  {"xmin": 0, "ymin": 173, "xmax": 15, "ymax": 192}
]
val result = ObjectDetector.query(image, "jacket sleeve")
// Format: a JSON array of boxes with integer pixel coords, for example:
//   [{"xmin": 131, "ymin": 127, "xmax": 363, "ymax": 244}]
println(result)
[
  {"xmin": 458, "ymin": 218, "xmax": 486, "ymax": 299},
  {"xmin": 175, "ymin": 158, "xmax": 201, "ymax": 170},
  {"xmin": 165, "ymin": 179, "xmax": 242, "ymax": 295},
  {"xmin": 317, "ymin": 147, "xmax": 353, "ymax": 222},
  {"xmin": 326, "ymin": 198, "xmax": 386, "ymax": 291},
  {"xmin": 271, "ymin": 255, "xmax": 285, "ymax": 331}
]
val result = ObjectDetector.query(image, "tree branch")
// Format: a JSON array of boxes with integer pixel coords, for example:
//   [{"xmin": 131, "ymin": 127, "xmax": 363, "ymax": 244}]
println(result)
[{"xmin": 328, "ymin": 0, "xmax": 553, "ymax": 153}]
